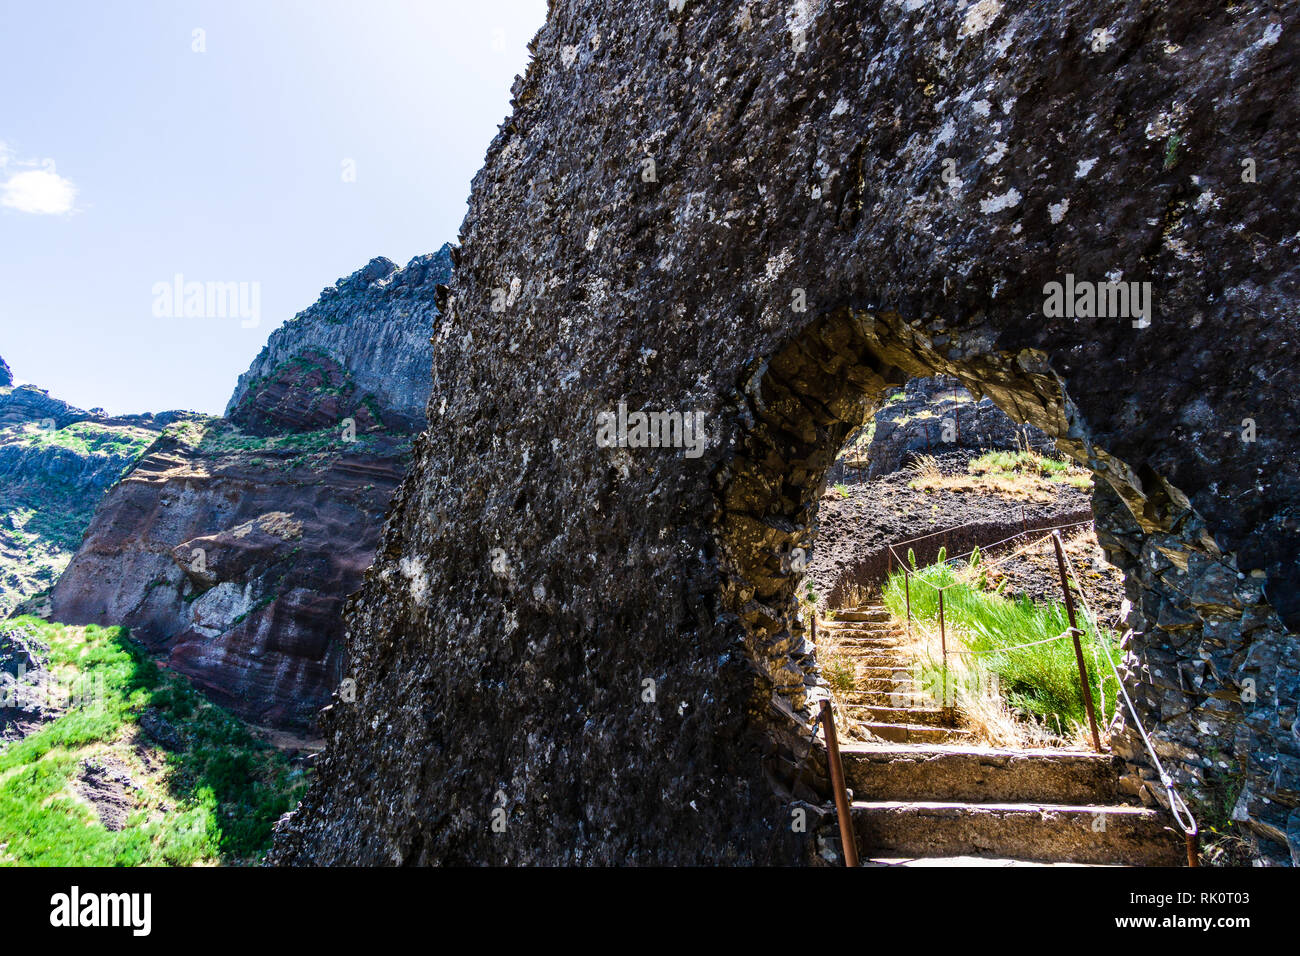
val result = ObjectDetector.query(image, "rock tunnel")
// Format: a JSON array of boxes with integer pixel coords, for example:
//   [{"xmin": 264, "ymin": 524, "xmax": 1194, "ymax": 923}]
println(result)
[{"xmin": 271, "ymin": 0, "xmax": 1299, "ymax": 864}]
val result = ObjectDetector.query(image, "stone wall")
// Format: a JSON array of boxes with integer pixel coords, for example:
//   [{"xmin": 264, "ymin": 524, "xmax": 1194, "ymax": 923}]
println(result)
[{"xmin": 273, "ymin": 0, "xmax": 1299, "ymax": 864}]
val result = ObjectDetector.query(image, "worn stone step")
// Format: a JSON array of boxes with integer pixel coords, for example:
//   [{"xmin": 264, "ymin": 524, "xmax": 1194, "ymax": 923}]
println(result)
[
  {"xmin": 858, "ymin": 696, "xmax": 936, "ymax": 710},
  {"xmin": 850, "ymin": 800, "xmax": 1184, "ymax": 866},
  {"xmin": 822, "ymin": 620, "xmax": 897, "ymax": 632},
  {"xmin": 847, "ymin": 666, "xmax": 910, "ymax": 679},
  {"xmin": 855, "ymin": 684, "xmax": 931, "ymax": 700},
  {"xmin": 852, "ymin": 672, "xmax": 919, "ymax": 683},
  {"xmin": 838, "ymin": 743, "xmax": 1124, "ymax": 804},
  {"xmin": 839, "ymin": 655, "xmax": 906, "ymax": 669},
  {"xmin": 856, "ymin": 695, "xmax": 935, "ymax": 709},
  {"xmin": 832, "ymin": 609, "xmax": 892, "ymax": 623},
  {"xmin": 859, "ymin": 722, "xmax": 972, "ymax": 744},
  {"xmin": 842, "ymin": 705, "xmax": 952, "ymax": 727}
]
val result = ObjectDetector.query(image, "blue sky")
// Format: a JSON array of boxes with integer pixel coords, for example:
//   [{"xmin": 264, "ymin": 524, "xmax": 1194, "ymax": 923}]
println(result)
[{"xmin": 0, "ymin": 0, "xmax": 547, "ymax": 415}]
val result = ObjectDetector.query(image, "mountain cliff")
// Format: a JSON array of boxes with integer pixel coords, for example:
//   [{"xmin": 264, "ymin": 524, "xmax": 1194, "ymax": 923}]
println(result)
[
  {"xmin": 227, "ymin": 246, "xmax": 451, "ymax": 433},
  {"xmin": 48, "ymin": 249, "xmax": 450, "ymax": 732}
]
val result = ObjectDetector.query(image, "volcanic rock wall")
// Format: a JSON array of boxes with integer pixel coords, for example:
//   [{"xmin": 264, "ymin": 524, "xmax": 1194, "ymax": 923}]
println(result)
[
  {"xmin": 49, "ymin": 252, "xmax": 450, "ymax": 731},
  {"xmin": 828, "ymin": 375, "xmax": 1055, "ymax": 483},
  {"xmin": 227, "ymin": 247, "xmax": 452, "ymax": 433},
  {"xmin": 274, "ymin": 0, "xmax": 1299, "ymax": 864}
]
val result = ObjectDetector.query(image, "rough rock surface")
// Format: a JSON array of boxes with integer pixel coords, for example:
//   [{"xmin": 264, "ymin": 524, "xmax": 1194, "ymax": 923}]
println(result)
[
  {"xmin": 49, "ymin": 250, "xmax": 449, "ymax": 731},
  {"xmin": 273, "ymin": 1, "xmax": 1299, "ymax": 864},
  {"xmin": 0, "ymin": 621, "xmax": 61, "ymax": 741},
  {"xmin": 227, "ymin": 248, "xmax": 452, "ymax": 433},
  {"xmin": 832, "ymin": 375, "xmax": 1054, "ymax": 483}
]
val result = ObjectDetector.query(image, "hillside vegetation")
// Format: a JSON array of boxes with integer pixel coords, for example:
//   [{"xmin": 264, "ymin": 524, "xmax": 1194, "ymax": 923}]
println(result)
[{"xmin": 0, "ymin": 617, "xmax": 307, "ymax": 865}]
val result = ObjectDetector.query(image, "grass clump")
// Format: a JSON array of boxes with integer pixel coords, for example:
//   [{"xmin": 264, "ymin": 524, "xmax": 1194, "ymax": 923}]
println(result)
[
  {"xmin": 882, "ymin": 551, "xmax": 1120, "ymax": 744},
  {"xmin": 0, "ymin": 617, "xmax": 308, "ymax": 866},
  {"xmin": 907, "ymin": 449, "xmax": 1091, "ymax": 501},
  {"xmin": 26, "ymin": 421, "xmax": 155, "ymax": 460}
]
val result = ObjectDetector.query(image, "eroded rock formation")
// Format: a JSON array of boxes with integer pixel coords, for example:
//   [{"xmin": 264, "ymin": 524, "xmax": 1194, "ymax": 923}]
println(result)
[
  {"xmin": 49, "ymin": 252, "xmax": 449, "ymax": 731},
  {"xmin": 273, "ymin": 0, "xmax": 1299, "ymax": 864},
  {"xmin": 227, "ymin": 247, "xmax": 451, "ymax": 433},
  {"xmin": 0, "ymin": 368, "xmax": 175, "ymax": 613},
  {"xmin": 831, "ymin": 375, "xmax": 1054, "ymax": 483}
]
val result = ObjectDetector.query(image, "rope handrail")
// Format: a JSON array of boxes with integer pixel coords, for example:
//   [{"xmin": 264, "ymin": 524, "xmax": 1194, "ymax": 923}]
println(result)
[
  {"xmin": 1060, "ymin": 555, "xmax": 1199, "ymax": 843},
  {"xmin": 888, "ymin": 519, "xmax": 1095, "ymax": 594},
  {"xmin": 945, "ymin": 629, "xmax": 1075, "ymax": 656}
]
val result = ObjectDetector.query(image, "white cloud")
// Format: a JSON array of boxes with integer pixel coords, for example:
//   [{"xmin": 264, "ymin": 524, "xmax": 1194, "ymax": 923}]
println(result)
[{"xmin": 1, "ymin": 164, "xmax": 78, "ymax": 215}]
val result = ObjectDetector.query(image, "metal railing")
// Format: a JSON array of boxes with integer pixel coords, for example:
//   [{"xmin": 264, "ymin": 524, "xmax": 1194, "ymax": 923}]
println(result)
[
  {"xmin": 884, "ymin": 520, "xmax": 1098, "ymax": 745},
  {"xmin": 871, "ymin": 518, "xmax": 1200, "ymax": 864},
  {"xmin": 817, "ymin": 699, "xmax": 859, "ymax": 867}
]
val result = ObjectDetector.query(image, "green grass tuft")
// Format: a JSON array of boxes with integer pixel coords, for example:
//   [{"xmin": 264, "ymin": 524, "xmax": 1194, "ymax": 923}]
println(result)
[
  {"xmin": 882, "ymin": 558, "xmax": 1121, "ymax": 735},
  {"xmin": 0, "ymin": 617, "xmax": 308, "ymax": 866}
]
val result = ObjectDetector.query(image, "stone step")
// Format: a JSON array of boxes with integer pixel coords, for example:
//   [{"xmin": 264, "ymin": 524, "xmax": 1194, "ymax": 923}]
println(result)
[
  {"xmin": 842, "ymin": 705, "xmax": 952, "ymax": 727},
  {"xmin": 857, "ymin": 695, "xmax": 936, "ymax": 709},
  {"xmin": 839, "ymin": 654, "xmax": 905, "ymax": 668},
  {"xmin": 847, "ymin": 666, "xmax": 910, "ymax": 678},
  {"xmin": 850, "ymin": 800, "xmax": 1184, "ymax": 866},
  {"xmin": 835, "ymin": 637, "xmax": 906, "ymax": 649},
  {"xmin": 855, "ymin": 671, "xmax": 917, "ymax": 682},
  {"xmin": 853, "ymin": 684, "xmax": 932, "ymax": 700},
  {"xmin": 838, "ymin": 743, "xmax": 1124, "ymax": 804},
  {"xmin": 822, "ymin": 620, "xmax": 898, "ymax": 632},
  {"xmin": 858, "ymin": 722, "xmax": 972, "ymax": 744},
  {"xmin": 831, "ymin": 609, "xmax": 892, "ymax": 623}
]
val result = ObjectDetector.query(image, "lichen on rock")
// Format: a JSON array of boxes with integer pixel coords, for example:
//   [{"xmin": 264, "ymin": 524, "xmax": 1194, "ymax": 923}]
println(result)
[{"xmin": 272, "ymin": 0, "xmax": 1300, "ymax": 864}]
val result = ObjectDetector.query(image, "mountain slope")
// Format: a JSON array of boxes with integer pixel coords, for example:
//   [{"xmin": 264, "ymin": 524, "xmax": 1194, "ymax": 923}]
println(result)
[
  {"xmin": 48, "ymin": 249, "xmax": 451, "ymax": 732},
  {"xmin": 0, "ymin": 372, "xmax": 183, "ymax": 615}
]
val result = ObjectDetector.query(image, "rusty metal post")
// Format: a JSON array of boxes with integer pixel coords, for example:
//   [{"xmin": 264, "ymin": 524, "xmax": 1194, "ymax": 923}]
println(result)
[
  {"xmin": 1052, "ymin": 532, "xmax": 1102, "ymax": 752},
  {"xmin": 1186, "ymin": 831, "xmax": 1200, "ymax": 867},
  {"xmin": 819, "ymin": 699, "xmax": 859, "ymax": 867},
  {"xmin": 904, "ymin": 570, "xmax": 911, "ymax": 639},
  {"xmin": 938, "ymin": 588, "xmax": 949, "ymax": 707}
]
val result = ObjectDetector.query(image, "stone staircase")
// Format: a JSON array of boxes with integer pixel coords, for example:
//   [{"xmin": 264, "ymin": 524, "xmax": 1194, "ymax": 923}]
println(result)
[
  {"xmin": 820, "ymin": 603, "xmax": 969, "ymax": 744},
  {"xmin": 818, "ymin": 603, "xmax": 1185, "ymax": 866}
]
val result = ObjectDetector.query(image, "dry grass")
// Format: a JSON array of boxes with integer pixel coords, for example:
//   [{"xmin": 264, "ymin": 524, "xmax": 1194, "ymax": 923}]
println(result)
[
  {"xmin": 883, "ymin": 559, "xmax": 1112, "ymax": 749},
  {"xmin": 812, "ymin": 615, "xmax": 859, "ymax": 699},
  {"xmin": 907, "ymin": 449, "xmax": 1092, "ymax": 502}
]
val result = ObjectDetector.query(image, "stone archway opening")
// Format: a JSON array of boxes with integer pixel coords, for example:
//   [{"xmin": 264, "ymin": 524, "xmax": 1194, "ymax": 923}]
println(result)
[{"xmin": 714, "ymin": 307, "xmax": 1283, "ymax": 863}]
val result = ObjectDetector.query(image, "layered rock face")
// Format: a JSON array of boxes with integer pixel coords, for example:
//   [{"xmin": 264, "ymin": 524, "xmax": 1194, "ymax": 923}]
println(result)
[
  {"xmin": 49, "ymin": 252, "xmax": 448, "ymax": 731},
  {"xmin": 227, "ymin": 247, "xmax": 451, "ymax": 433},
  {"xmin": 273, "ymin": 1, "xmax": 1299, "ymax": 864},
  {"xmin": 0, "ymin": 372, "xmax": 171, "ymax": 614}
]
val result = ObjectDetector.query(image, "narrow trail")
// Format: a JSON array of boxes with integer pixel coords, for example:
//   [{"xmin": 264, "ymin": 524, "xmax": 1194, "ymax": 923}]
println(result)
[{"xmin": 817, "ymin": 602, "xmax": 1183, "ymax": 867}]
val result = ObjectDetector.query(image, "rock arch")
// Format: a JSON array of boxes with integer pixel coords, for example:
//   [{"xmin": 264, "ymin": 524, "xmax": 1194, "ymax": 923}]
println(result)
[{"xmin": 272, "ymin": 0, "xmax": 1299, "ymax": 864}]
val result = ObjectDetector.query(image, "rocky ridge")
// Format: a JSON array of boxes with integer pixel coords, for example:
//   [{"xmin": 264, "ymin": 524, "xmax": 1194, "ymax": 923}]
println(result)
[
  {"xmin": 48, "ymin": 249, "xmax": 451, "ymax": 732},
  {"xmin": 227, "ymin": 247, "xmax": 451, "ymax": 433},
  {"xmin": 0, "ymin": 372, "xmax": 179, "ymax": 614}
]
